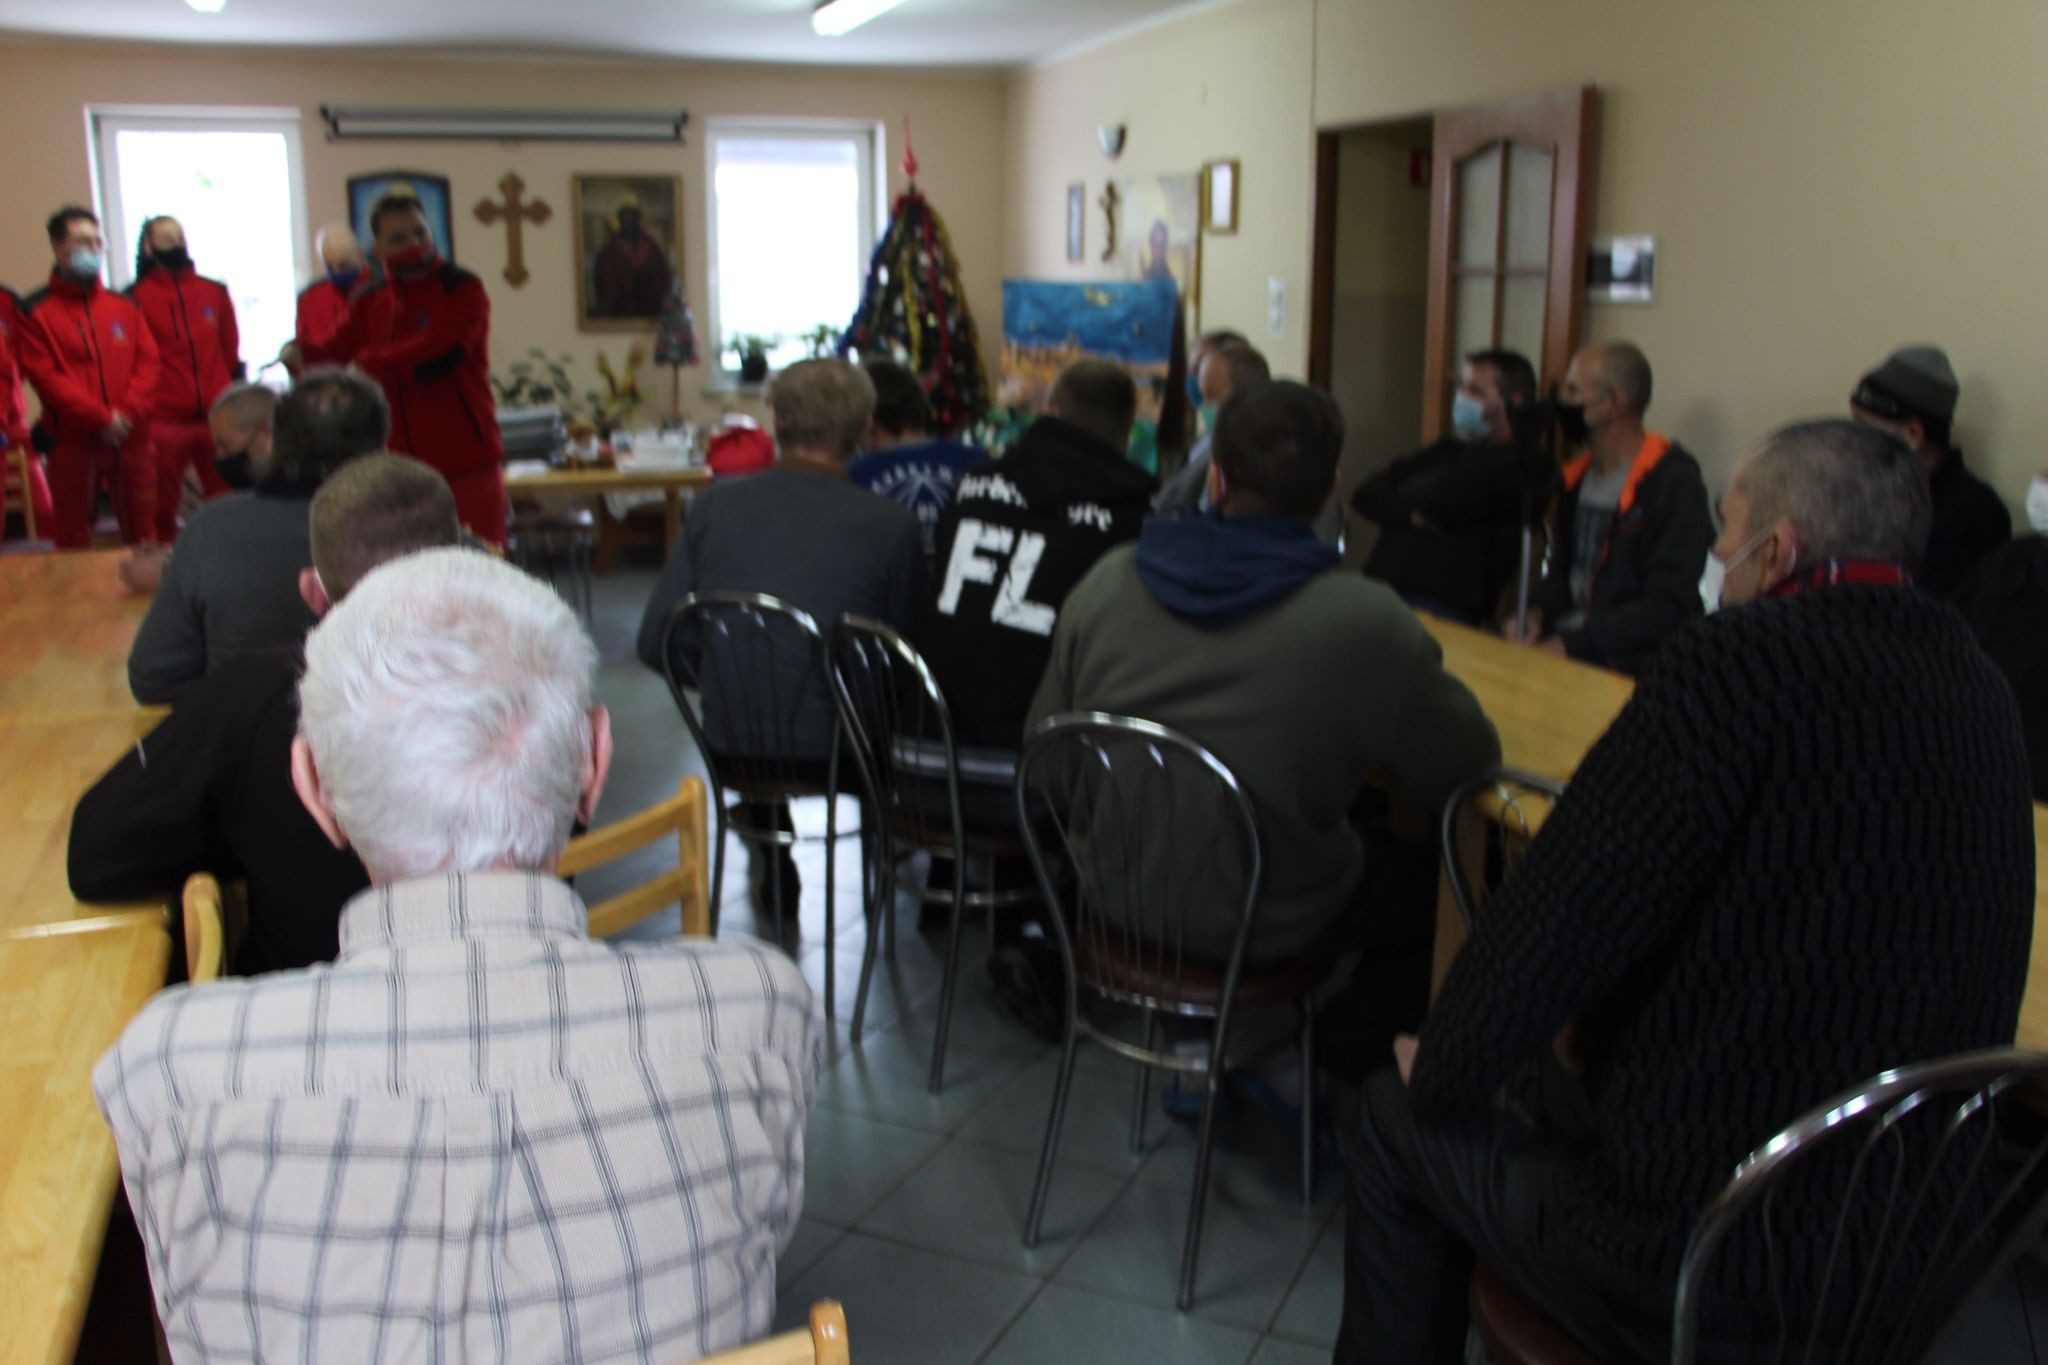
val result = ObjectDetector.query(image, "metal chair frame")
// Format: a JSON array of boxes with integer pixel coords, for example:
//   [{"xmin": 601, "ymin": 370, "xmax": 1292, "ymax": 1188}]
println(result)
[
  {"xmin": 1016, "ymin": 711, "xmax": 1322, "ymax": 1310},
  {"xmin": 827, "ymin": 616, "xmax": 1032, "ymax": 1093},
  {"xmin": 1673, "ymin": 1046, "xmax": 2048, "ymax": 1365},
  {"xmin": 1440, "ymin": 766, "xmax": 1566, "ymax": 929},
  {"xmin": 656, "ymin": 592, "xmax": 859, "ymax": 1015},
  {"xmin": 506, "ymin": 507, "xmax": 596, "ymax": 623}
]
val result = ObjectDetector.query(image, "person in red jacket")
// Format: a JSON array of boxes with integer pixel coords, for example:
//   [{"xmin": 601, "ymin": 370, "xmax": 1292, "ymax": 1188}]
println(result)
[
  {"xmin": 17, "ymin": 206, "xmax": 161, "ymax": 550},
  {"xmin": 128, "ymin": 215, "xmax": 242, "ymax": 542},
  {"xmin": 0, "ymin": 287, "xmax": 55, "ymax": 536},
  {"xmin": 291, "ymin": 223, "xmax": 368, "ymax": 370},
  {"xmin": 299, "ymin": 195, "xmax": 506, "ymax": 543}
]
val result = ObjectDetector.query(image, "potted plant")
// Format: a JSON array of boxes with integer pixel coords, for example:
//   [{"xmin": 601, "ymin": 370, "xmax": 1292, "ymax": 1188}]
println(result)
[
  {"xmin": 801, "ymin": 323, "xmax": 840, "ymax": 360},
  {"xmin": 728, "ymin": 334, "xmax": 772, "ymax": 385}
]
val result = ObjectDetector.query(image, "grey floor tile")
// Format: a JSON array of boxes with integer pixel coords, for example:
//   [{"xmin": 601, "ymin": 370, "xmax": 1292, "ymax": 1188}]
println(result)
[
  {"xmin": 1270, "ymin": 1210, "xmax": 1344, "ymax": 1347},
  {"xmin": 877, "ymin": 960, "xmax": 1053, "ymax": 1062},
  {"xmin": 801, "ymin": 1105, "xmax": 948, "ymax": 1225},
  {"xmin": 773, "ymin": 1232, "xmax": 1039, "ymax": 1365},
  {"xmin": 858, "ymin": 1139, "xmax": 1126, "ymax": 1276},
  {"xmin": 776, "ymin": 1217, "xmax": 846, "ymax": 1286},
  {"xmin": 957, "ymin": 1053, "xmax": 1173, "ymax": 1176},
  {"xmin": 1055, "ymin": 1179, "xmax": 1325, "ymax": 1330},
  {"xmin": 816, "ymin": 1005, "xmax": 1041, "ymax": 1134},
  {"xmin": 795, "ymin": 941, "xmax": 943, "ymax": 1028},
  {"xmin": 1246, "ymin": 1337, "xmax": 1331, "ymax": 1365},
  {"xmin": 981, "ymin": 1284, "xmax": 1260, "ymax": 1365},
  {"xmin": 1138, "ymin": 1092, "xmax": 1341, "ymax": 1219}
]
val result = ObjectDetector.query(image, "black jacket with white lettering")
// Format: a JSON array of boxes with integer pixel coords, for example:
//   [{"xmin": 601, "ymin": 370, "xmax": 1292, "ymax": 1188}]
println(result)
[{"xmin": 920, "ymin": 417, "xmax": 1156, "ymax": 749}]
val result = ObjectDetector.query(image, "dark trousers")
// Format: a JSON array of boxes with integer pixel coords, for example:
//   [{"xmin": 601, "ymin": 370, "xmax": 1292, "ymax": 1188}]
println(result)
[{"xmin": 1333, "ymin": 1067, "xmax": 1667, "ymax": 1365}]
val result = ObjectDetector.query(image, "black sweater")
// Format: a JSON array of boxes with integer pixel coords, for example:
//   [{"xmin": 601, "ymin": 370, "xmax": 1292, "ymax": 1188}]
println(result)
[
  {"xmin": 1353, "ymin": 436, "xmax": 1531, "ymax": 623},
  {"xmin": 68, "ymin": 650, "xmax": 368, "ymax": 974},
  {"xmin": 1414, "ymin": 586, "xmax": 2034, "ymax": 1310}
]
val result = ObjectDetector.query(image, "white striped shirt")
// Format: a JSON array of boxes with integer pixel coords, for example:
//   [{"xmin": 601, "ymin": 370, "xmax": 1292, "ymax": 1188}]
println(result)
[{"xmin": 94, "ymin": 872, "xmax": 821, "ymax": 1364}]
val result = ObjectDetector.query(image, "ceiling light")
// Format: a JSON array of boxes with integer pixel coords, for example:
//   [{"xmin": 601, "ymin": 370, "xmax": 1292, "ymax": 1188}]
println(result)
[
  {"xmin": 186, "ymin": 0, "xmax": 227, "ymax": 11},
  {"xmin": 812, "ymin": 0, "xmax": 908, "ymax": 38}
]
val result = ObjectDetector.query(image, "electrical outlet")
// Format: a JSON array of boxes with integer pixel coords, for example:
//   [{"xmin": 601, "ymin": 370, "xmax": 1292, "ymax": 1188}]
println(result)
[{"xmin": 1266, "ymin": 277, "xmax": 1286, "ymax": 339}]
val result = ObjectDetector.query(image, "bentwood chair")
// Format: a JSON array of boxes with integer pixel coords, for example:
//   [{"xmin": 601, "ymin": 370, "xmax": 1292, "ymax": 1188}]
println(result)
[
  {"xmin": 505, "ymin": 504, "xmax": 596, "ymax": 623},
  {"xmin": 4, "ymin": 444, "xmax": 38, "ymax": 542},
  {"xmin": 827, "ymin": 617, "xmax": 1035, "ymax": 1092},
  {"xmin": 1673, "ymin": 1046, "xmax": 2048, "ymax": 1365},
  {"xmin": 179, "ymin": 873, "xmax": 225, "ymax": 984},
  {"xmin": 1016, "ymin": 712, "xmax": 1330, "ymax": 1310},
  {"xmin": 558, "ymin": 775, "xmax": 713, "ymax": 939},
  {"xmin": 694, "ymin": 1300, "xmax": 849, "ymax": 1365},
  {"xmin": 656, "ymin": 593, "xmax": 859, "ymax": 1010}
]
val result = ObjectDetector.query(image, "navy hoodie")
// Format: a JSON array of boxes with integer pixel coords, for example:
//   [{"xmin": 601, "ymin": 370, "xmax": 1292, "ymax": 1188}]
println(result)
[{"xmin": 1136, "ymin": 509, "xmax": 1340, "ymax": 629}]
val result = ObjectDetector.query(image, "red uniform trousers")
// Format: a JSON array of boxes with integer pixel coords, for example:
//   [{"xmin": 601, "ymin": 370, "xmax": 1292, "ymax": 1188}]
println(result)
[
  {"xmin": 150, "ymin": 419, "xmax": 227, "ymax": 542},
  {"xmin": 47, "ymin": 431, "xmax": 155, "ymax": 550}
]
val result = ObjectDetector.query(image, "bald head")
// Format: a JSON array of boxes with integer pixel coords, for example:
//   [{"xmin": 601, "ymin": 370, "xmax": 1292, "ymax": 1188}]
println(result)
[{"xmin": 316, "ymin": 224, "xmax": 365, "ymax": 273}]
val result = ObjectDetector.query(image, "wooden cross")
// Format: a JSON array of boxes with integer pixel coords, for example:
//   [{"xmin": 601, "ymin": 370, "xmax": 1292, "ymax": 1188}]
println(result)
[{"xmin": 473, "ymin": 173, "xmax": 551, "ymax": 288}]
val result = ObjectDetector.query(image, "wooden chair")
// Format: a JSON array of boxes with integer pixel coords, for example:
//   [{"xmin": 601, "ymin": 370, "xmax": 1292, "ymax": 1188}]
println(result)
[
  {"xmin": 558, "ymin": 775, "xmax": 714, "ymax": 939},
  {"xmin": 4, "ymin": 444, "xmax": 38, "ymax": 541},
  {"xmin": 179, "ymin": 873, "xmax": 224, "ymax": 983},
  {"xmin": 696, "ymin": 1300, "xmax": 848, "ymax": 1365}
]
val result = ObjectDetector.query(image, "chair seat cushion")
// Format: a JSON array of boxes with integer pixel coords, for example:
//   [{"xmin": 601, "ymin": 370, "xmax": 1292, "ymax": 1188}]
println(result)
[
  {"xmin": 1469, "ymin": 1261, "xmax": 1604, "ymax": 1365},
  {"xmin": 1076, "ymin": 934, "xmax": 1324, "ymax": 1009}
]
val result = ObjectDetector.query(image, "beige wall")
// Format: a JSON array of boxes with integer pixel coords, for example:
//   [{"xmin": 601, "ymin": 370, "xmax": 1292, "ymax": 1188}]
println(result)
[
  {"xmin": 999, "ymin": 0, "xmax": 1317, "ymax": 377},
  {"xmin": 0, "ymin": 38, "xmax": 1007, "ymax": 425},
  {"xmin": 1005, "ymin": 0, "xmax": 2048, "ymax": 507}
]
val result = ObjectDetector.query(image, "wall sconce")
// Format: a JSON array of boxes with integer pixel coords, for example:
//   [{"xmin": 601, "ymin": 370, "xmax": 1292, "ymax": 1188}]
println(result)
[{"xmin": 1097, "ymin": 124, "xmax": 1127, "ymax": 160}]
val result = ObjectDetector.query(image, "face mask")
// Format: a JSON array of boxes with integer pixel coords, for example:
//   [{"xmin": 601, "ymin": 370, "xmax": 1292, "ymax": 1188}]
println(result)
[
  {"xmin": 1555, "ymin": 400, "xmax": 1590, "ymax": 448},
  {"xmin": 2027, "ymin": 476, "xmax": 2048, "ymax": 536},
  {"xmin": 1451, "ymin": 392, "xmax": 1491, "ymax": 442},
  {"xmin": 1698, "ymin": 530, "xmax": 1775, "ymax": 614},
  {"xmin": 1197, "ymin": 402, "xmax": 1218, "ymax": 430},
  {"xmin": 327, "ymin": 266, "xmax": 363, "ymax": 293},
  {"xmin": 65, "ymin": 248, "xmax": 102, "ymax": 281},
  {"xmin": 1185, "ymin": 372, "xmax": 1204, "ymax": 408},
  {"xmin": 152, "ymin": 245, "xmax": 191, "ymax": 271},
  {"xmin": 214, "ymin": 447, "xmax": 255, "ymax": 490},
  {"xmin": 382, "ymin": 243, "xmax": 435, "ymax": 274}
]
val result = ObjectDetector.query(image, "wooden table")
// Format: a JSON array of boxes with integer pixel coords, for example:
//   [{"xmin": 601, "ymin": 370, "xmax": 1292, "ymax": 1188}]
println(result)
[
  {"xmin": 1421, "ymin": 614, "xmax": 2048, "ymax": 1052},
  {"xmin": 506, "ymin": 464, "xmax": 711, "ymax": 569},
  {"xmin": 0, "ymin": 913, "xmax": 170, "ymax": 1365}
]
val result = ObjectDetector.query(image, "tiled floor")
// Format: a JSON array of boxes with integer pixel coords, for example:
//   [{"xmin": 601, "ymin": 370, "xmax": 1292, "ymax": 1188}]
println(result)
[{"xmin": 571, "ymin": 566, "xmax": 1343, "ymax": 1364}]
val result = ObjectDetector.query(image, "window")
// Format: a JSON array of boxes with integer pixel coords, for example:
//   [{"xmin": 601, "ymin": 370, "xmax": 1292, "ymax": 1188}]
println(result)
[
  {"xmin": 707, "ymin": 122, "xmax": 881, "ymax": 378},
  {"xmin": 92, "ymin": 108, "xmax": 310, "ymax": 383}
]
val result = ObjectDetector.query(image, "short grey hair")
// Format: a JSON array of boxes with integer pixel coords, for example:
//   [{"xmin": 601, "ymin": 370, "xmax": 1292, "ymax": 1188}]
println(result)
[
  {"xmin": 298, "ymin": 548, "xmax": 598, "ymax": 879},
  {"xmin": 768, "ymin": 358, "xmax": 876, "ymax": 461},
  {"xmin": 1740, "ymin": 418, "xmax": 1931, "ymax": 571},
  {"xmin": 1595, "ymin": 342, "xmax": 1653, "ymax": 415},
  {"xmin": 210, "ymin": 382, "xmax": 277, "ymax": 429}
]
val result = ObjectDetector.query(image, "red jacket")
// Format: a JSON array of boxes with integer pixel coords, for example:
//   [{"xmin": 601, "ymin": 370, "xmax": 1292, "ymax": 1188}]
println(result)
[
  {"xmin": 295, "ymin": 277, "xmax": 353, "ymax": 353},
  {"xmin": 304, "ymin": 260, "xmax": 502, "ymax": 477},
  {"xmin": 0, "ymin": 288, "xmax": 31, "ymax": 451},
  {"xmin": 127, "ymin": 266, "xmax": 241, "ymax": 423},
  {"xmin": 16, "ymin": 272, "xmax": 161, "ymax": 446}
]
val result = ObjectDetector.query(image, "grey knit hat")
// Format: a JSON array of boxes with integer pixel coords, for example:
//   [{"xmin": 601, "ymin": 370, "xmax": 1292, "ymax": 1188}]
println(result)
[{"xmin": 1852, "ymin": 345, "xmax": 1958, "ymax": 424}]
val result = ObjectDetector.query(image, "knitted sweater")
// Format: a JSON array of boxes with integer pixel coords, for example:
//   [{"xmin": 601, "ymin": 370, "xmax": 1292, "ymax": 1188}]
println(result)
[{"xmin": 1413, "ymin": 584, "xmax": 2034, "ymax": 1301}]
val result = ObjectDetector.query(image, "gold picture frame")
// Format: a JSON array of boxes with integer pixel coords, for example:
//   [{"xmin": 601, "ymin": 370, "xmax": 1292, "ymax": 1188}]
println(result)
[
  {"xmin": 572, "ymin": 172, "xmax": 683, "ymax": 333},
  {"xmin": 1202, "ymin": 158, "xmax": 1240, "ymax": 237}
]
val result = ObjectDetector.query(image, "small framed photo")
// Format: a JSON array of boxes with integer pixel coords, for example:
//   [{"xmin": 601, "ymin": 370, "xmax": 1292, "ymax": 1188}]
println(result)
[
  {"xmin": 348, "ymin": 171, "xmax": 454, "ymax": 259},
  {"xmin": 1202, "ymin": 158, "xmax": 1239, "ymax": 236},
  {"xmin": 1588, "ymin": 235, "xmax": 1656, "ymax": 304},
  {"xmin": 1066, "ymin": 182, "xmax": 1086, "ymax": 263}
]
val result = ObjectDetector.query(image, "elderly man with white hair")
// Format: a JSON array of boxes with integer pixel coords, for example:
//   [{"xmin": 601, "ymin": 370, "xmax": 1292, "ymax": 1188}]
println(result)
[{"xmin": 96, "ymin": 548, "xmax": 821, "ymax": 1365}]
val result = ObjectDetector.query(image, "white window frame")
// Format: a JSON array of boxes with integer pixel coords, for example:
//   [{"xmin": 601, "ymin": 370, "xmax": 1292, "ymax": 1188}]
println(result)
[
  {"xmin": 702, "ymin": 117, "xmax": 885, "ymax": 385},
  {"xmin": 87, "ymin": 105, "xmax": 311, "ymax": 292}
]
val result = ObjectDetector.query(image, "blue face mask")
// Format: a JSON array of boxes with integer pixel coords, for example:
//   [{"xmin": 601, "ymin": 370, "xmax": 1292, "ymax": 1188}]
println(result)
[
  {"xmin": 65, "ymin": 248, "xmax": 102, "ymax": 281},
  {"xmin": 1197, "ymin": 402, "xmax": 1218, "ymax": 430},
  {"xmin": 327, "ymin": 266, "xmax": 363, "ymax": 293},
  {"xmin": 1451, "ymin": 391, "xmax": 1491, "ymax": 441},
  {"xmin": 1185, "ymin": 371, "xmax": 1204, "ymax": 408}
]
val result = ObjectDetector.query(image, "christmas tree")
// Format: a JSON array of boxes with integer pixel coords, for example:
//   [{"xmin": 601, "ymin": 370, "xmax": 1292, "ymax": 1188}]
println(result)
[
  {"xmin": 839, "ymin": 126, "xmax": 990, "ymax": 434},
  {"xmin": 651, "ymin": 280, "xmax": 700, "ymax": 417}
]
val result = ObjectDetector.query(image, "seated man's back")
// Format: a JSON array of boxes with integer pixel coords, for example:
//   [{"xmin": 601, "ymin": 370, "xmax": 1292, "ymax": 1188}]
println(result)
[{"xmin": 1029, "ymin": 382, "xmax": 1499, "ymax": 966}]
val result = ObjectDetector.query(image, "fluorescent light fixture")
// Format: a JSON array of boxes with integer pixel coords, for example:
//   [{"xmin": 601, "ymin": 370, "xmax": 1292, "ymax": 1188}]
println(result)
[
  {"xmin": 320, "ymin": 107, "xmax": 688, "ymax": 143},
  {"xmin": 186, "ymin": 0, "xmax": 226, "ymax": 11},
  {"xmin": 812, "ymin": 0, "xmax": 908, "ymax": 37}
]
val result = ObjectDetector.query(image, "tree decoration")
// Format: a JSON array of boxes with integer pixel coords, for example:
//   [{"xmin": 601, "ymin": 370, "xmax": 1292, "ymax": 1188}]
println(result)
[
  {"xmin": 651, "ymin": 279, "xmax": 701, "ymax": 414},
  {"xmin": 838, "ymin": 118, "xmax": 991, "ymax": 435}
]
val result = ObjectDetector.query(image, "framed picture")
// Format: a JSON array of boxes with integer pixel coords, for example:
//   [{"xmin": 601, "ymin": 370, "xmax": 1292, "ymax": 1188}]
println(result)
[
  {"xmin": 1118, "ymin": 172, "xmax": 1202, "ymax": 332},
  {"xmin": 1202, "ymin": 158, "xmax": 1239, "ymax": 236},
  {"xmin": 1066, "ymin": 182, "xmax": 1086, "ymax": 263},
  {"xmin": 1588, "ymin": 234, "xmax": 1656, "ymax": 304},
  {"xmin": 348, "ymin": 171, "xmax": 454, "ymax": 259},
  {"xmin": 573, "ymin": 173, "xmax": 682, "ymax": 332}
]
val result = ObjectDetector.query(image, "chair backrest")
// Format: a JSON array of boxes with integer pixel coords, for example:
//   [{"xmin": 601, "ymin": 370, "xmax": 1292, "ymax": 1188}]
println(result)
[
  {"xmin": 656, "ymin": 591, "xmax": 836, "ymax": 795},
  {"xmin": 1015, "ymin": 712, "xmax": 1261, "ymax": 1021},
  {"xmin": 557, "ymin": 775, "xmax": 713, "ymax": 938},
  {"xmin": 1439, "ymin": 766, "xmax": 1565, "ymax": 929},
  {"xmin": 5, "ymin": 446, "xmax": 36, "ymax": 541},
  {"xmin": 1673, "ymin": 1046, "xmax": 2048, "ymax": 1365},
  {"xmin": 827, "ymin": 616, "xmax": 963, "ymax": 853},
  {"xmin": 179, "ymin": 873, "xmax": 224, "ymax": 983},
  {"xmin": 693, "ymin": 1299, "xmax": 849, "ymax": 1365}
]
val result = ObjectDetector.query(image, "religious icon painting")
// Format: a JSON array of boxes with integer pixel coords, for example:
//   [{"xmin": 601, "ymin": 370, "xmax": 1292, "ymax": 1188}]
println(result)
[
  {"xmin": 348, "ymin": 171, "xmax": 455, "ymax": 262},
  {"xmin": 573, "ymin": 173, "xmax": 683, "ymax": 333}
]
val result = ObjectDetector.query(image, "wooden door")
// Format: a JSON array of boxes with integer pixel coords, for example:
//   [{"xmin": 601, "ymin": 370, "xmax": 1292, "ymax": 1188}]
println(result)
[{"xmin": 1420, "ymin": 87, "xmax": 1598, "ymax": 441}]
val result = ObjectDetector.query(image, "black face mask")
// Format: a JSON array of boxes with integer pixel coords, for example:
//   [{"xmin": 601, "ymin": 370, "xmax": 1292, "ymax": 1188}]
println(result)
[
  {"xmin": 152, "ymin": 245, "xmax": 192, "ymax": 272},
  {"xmin": 1555, "ymin": 400, "xmax": 1591, "ymax": 448},
  {"xmin": 214, "ymin": 447, "xmax": 255, "ymax": 490}
]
